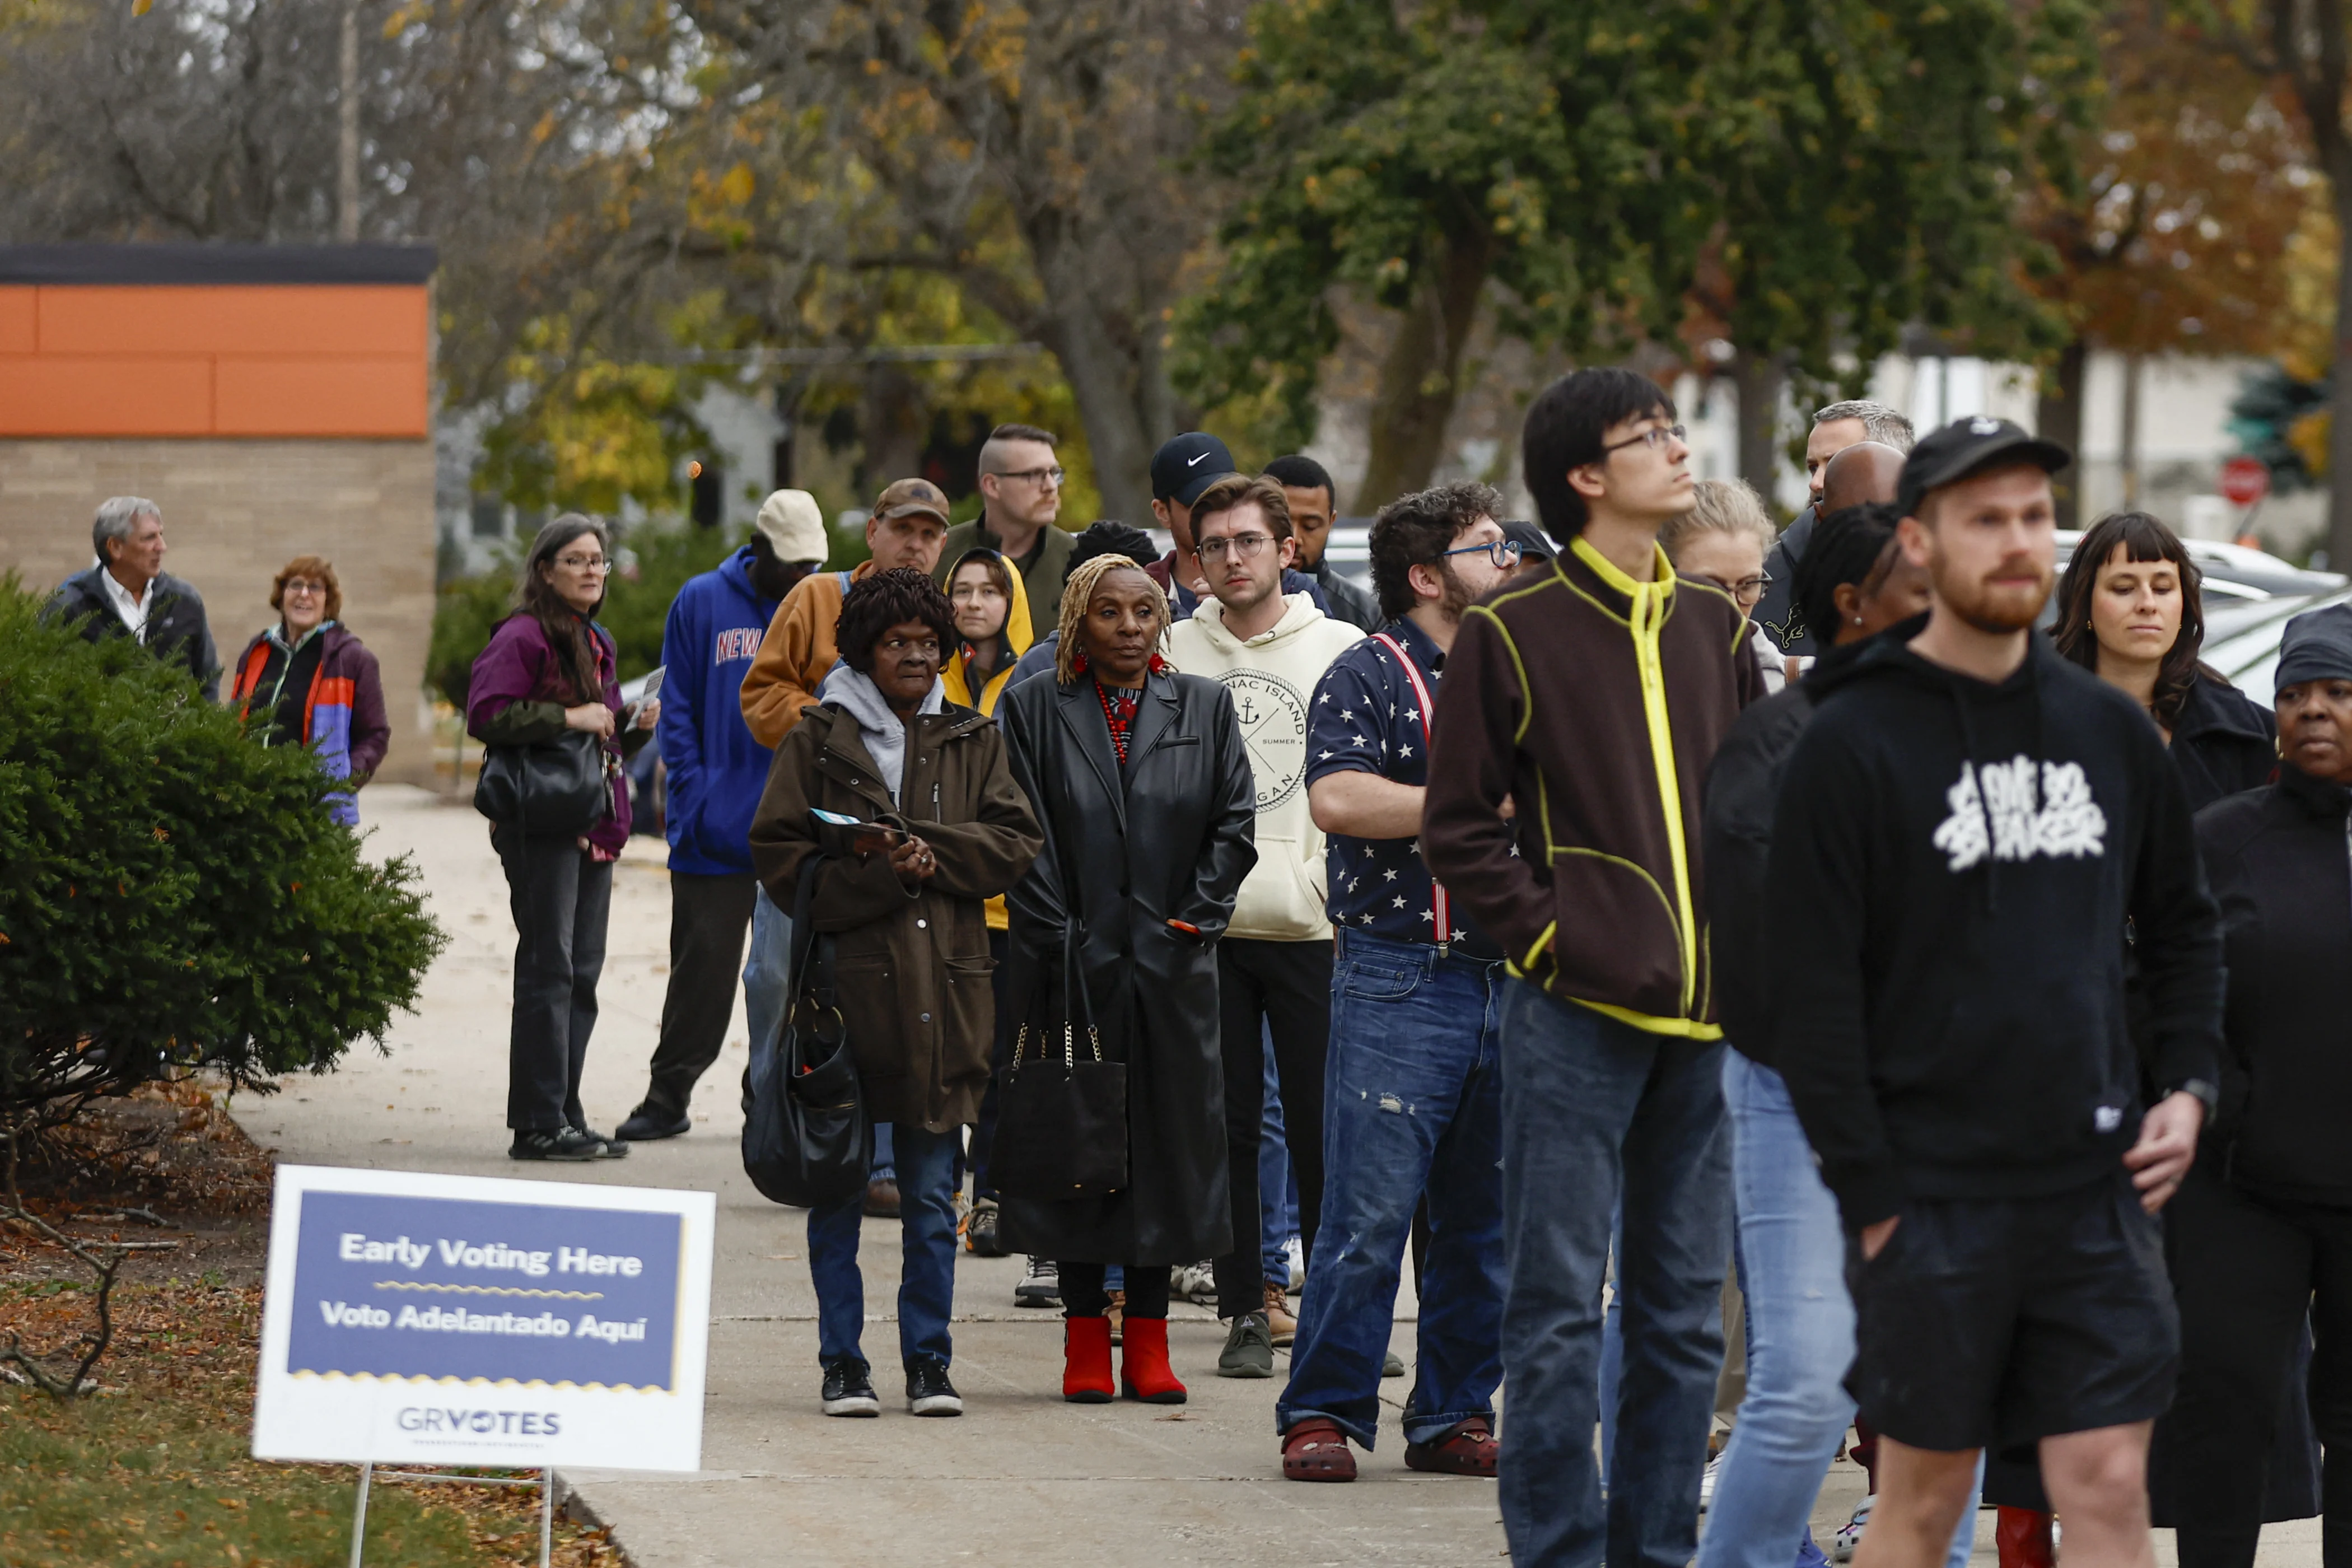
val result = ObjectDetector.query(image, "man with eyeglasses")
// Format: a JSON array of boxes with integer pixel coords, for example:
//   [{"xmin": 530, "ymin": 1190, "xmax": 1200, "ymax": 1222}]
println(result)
[
  {"xmin": 1165, "ymin": 472, "xmax": 1365, "ymax": 1381},
  {"xmin": 932, "ymin": 423, "xmax": 1077, "ymax": 620},
  {"xmin": 1422, "ymin": 368, "xmax": 1762, "ymax": 1567},
  {"xmin": 1275, "ymin": 482, "xmax": 1516, "ymax": 1485}
]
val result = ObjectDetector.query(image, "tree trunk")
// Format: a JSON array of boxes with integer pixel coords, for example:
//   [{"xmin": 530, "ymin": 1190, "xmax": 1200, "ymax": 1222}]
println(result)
[
  {"xmin": 1730, "ymin": 349, "xmax": 1784, "ymax": 503},
  {"xmin": 860, "ymin": 364, "xmax": 927, "ymax": 497},
  {"xmin": 2037, "ymin": 339, "xmax": 2089, "ymax": 530},
  {"xmin": 1352, "ymin": 232, "xmax": 1490, "ymax": 515},
  {"xmin": 2333, "ymin": 181, "xmax": 2352, "ymax": 572}
]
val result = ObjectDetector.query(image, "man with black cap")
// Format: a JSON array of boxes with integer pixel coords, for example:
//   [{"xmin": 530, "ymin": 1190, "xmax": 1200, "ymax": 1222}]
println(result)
[
  {"xmin": 1768, "ymin": 417, "xmax": 2225, "ymax": 1568},
  {"xmin": 1146, "ymin": 432, "xmax": 1331, "ymax": 619}
]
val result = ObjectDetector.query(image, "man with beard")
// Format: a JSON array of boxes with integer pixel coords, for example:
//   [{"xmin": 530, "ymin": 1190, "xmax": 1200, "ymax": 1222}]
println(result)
[
  {"xmin": 1277, "ymin": 482, "xmax": 1516, "ymax": 1483},
  {"xmin": 1768, "ymin": 418, "xmax": 2225, "ymax": 1568}
]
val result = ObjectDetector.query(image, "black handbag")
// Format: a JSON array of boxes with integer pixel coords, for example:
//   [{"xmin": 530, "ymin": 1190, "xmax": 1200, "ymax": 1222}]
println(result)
[
  {"xmin": 741, "ymin": 850, "xmax": 872, "ymax": 1208},
  {"xmin": 474, "ymin": 730, "xmax": 610, "ymax": 835},
  {"xmin": 991, "ymin": 919, "xmax": 1130, "ymax": 1199}
]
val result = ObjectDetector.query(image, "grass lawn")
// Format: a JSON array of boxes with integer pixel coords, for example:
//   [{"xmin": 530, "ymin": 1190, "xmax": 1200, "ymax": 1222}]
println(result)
[{"xmin": 1, "ymin": 1277, "xmax": 623, "ymax": 1567}]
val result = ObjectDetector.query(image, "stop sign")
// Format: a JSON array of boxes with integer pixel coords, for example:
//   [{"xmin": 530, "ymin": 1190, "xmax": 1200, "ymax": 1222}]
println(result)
[{"xmin": 2220, "ymin": 456, "xmax": 2270, "ymax": 506}]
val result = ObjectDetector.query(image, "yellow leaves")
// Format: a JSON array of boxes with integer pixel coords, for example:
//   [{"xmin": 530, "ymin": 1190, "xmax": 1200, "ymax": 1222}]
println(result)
[
  {"xmin": 716, "ymin": 161, "xmax": 755, "ymax": 207},
  {"xmin": 531, "ymin": 111, "xmax": 558, "ymax": 148},
  {"xmin": 131, "ymin": 0, "xmax": 153, "ymax": 12},
  {"xmin": 866, "ymin": 58, "xmax": 885, "ymax": 75}
]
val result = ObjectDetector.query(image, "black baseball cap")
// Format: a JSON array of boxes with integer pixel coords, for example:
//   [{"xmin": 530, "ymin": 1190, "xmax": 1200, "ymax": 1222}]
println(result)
[
  {"xmin": 1896, "ymin": 417, "xmax": 2071, "ymax": 519},
  {"xmin": 1500, "ymin": 520, "xmax": 1555, "ymax": 563},
  {"xmin": 1150, "ymin": 432, "xmax": 1238, "ymax": 507}
]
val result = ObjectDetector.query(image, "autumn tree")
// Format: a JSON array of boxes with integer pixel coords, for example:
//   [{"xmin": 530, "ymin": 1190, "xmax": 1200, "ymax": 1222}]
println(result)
[{"xmin": 2021, "ymin": 2, "xmax": 2308, "ymax": 525}]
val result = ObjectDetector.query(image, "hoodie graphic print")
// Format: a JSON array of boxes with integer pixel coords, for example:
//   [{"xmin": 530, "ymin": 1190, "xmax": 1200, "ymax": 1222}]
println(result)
[
  {"xmin": 1765, "ymin": 636, "xmax": 2223, "ymax": 1230},
  {"xmin": 1934, "ymin": 756, "xmax": 2107, "ymax": 870}
]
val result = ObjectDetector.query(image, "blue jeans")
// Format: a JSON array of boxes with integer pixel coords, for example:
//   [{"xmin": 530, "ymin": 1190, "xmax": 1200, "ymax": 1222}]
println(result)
[
  {"xmin": 1497, "ymin": 979, "xmax": 1732, "ymax": 1568},
  {"xmin": 808, "ymin": 1120, "xmax": 959, "ymax": 1368},
  {"xmin": 1261, "ymin": 1026, "xmax": 1298, "ymax": 1285},
  {"xmin": 1277, "ymin": 932, "xmax": 1506, "ymax": 1448},
  {"xmin": 1701, "ymin": 1052, "xmax": 1982, "ymax": 1568}
]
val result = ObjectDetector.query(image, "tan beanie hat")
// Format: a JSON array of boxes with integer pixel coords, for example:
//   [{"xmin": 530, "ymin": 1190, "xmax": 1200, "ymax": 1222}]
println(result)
[{"xmin": 754, "ymin": 489, "xmax": 827, "ymax": 563}]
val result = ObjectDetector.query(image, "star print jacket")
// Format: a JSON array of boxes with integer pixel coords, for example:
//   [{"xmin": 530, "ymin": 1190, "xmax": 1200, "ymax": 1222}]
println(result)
[
  {"xmin": 1423, "ymin": 538, "xmax": 1762, "ymax": 1036},
  {"xmin": 1306, "ymin": 615, "xmax": 1502, "ymax": 959},
  {"xmin": 1166, "ymin": 592, "xmax": 1365, "ymax": 941}
]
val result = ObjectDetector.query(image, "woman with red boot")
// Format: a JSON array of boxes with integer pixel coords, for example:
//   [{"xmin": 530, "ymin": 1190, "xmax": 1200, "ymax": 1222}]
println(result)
[{"xmin": 995, "ymin": 554, "xmax": 1257, "ymax": 1405}]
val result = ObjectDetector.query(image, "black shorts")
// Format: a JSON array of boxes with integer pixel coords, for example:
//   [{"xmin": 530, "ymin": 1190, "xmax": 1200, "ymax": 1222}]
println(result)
[{"xmin": 1846, "ymin": 1173, "xmax": 2178, "ymax": 1455}]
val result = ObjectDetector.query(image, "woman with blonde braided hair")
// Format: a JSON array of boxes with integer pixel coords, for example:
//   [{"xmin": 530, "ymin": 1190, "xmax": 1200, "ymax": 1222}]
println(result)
[{"xmin": 995, "ymin": 553, "xmax": 1258, "ymax": 1405}]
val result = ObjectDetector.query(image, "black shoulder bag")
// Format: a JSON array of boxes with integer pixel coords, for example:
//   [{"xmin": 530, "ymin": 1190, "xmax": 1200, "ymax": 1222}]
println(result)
[
  {"xmin": 474, "ymin": 730, "xmax": 611, "ymax": 836},
  {"xmin": 741, "ymin": 849, "xmax": 872, "ymax": 1208},
  {"xmin": 990, "ymin": 836, "xmax": 1130, "ymax": 1197}
]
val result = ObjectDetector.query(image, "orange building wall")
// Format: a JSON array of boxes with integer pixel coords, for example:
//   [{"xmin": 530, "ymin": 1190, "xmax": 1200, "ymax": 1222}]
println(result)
[{"xmin": 0, "ymin": 284, "xmax": 430, "ymax": 438}]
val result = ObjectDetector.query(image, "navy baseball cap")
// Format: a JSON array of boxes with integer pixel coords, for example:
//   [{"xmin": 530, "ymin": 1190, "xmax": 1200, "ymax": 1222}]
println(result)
[{"xmin": 1150, "ymin": 432, "xmax": 1238, "ymax": 507}]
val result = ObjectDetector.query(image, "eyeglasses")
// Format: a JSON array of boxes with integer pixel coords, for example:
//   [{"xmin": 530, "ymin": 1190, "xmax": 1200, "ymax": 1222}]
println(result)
[
  {"xmin": 1599, "ymin": 423, "xmax": 1689, "ymax": 456},
  {"xmin": 988, "ymin": 466, "xmax": 1065, "ymax": 488},
  {"xmin": 1707, "ymin": 570, "xmax": 1774, "ymax": 604},
  {"xmin": 282, "ymin": 579, "xmax": 325, "ymax": 596},
  {"xmin": 555, "ymin": 554, "xmax": 610, "ymax": 572},
  {"xmin": 1196, "ymin": 532, "xmax": 1276, "ymax": 563},
  {"xmin": 1435, "ymin": 539, "xmax": 1525, "ymax": 571}
]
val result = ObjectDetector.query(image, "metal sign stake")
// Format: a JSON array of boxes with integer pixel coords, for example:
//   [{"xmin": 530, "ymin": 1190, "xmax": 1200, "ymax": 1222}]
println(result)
[{"xmin": 349, "ymin": 1461, "xmax": 552, "ymax": 1568}]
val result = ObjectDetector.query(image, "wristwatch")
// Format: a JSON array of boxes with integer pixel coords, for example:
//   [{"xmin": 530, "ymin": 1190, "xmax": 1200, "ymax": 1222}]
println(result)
[{"xmin": 2166, "ymin": 1077, "xmax": 2220, "ymax": 1119}]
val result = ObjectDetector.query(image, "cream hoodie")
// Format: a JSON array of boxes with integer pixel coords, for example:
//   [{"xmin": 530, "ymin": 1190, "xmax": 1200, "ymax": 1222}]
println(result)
[{"xmin": 1166, "ymin": 591, "xmax": 1365, "ymax": 941}]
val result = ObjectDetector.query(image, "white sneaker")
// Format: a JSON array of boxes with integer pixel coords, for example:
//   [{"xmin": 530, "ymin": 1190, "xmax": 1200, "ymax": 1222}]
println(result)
[
  {"xmin": 1700, "ymin": 1452, "xmax": 1724, "ymax": 1512},
  {"xmin": 1014, "ymin": 1256, "xmax": 1059, "ymax": 1307},
  {"xmin": 1172, "ymin": 1259, "xmax": 1219, "ymax": 1306},
  {"xmin": 1284, "ymin": 1236, "xmax": 1305, "ymax": 1293},
  {"xmin": 1831, "ymin": 1496, "xmax": 1872, "ymax": 1563}
]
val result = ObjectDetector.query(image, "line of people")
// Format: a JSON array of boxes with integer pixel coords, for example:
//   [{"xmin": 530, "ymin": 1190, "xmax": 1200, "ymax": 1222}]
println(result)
[{"xmin": 450, "ymin": 384, "xmax": 2350, "ymax": 1568}]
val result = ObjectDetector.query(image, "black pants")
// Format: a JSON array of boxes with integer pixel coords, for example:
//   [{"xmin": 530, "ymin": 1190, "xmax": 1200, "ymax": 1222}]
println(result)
[
  {"xmin": 639, "ymin": 870, "xmax": 758, "ymax": 1119},
  {"xmin": 1062, "ymin": 1263, "xmax": 1172, "ymax": 1320},
  {"xmin": 493, "ymin": 828, "xmax": 614, "ymax": 1133},
  {"xmin": 2164, "ymin": 1164, "xmax": 2352, "ymax": 1568},
  {"xmin": 965, "ymin": 929, "xmax": 1015, "ymax": 1201},
  {"xmin": 1211, "ymin": 937, "xmax": 1332, "ymax": 1320}
]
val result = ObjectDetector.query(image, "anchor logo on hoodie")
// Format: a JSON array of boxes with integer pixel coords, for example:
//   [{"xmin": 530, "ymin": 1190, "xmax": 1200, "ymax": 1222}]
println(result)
[{"xmin": 1931, "ymin": 755, "xmax": 2108, "ymax": 871}]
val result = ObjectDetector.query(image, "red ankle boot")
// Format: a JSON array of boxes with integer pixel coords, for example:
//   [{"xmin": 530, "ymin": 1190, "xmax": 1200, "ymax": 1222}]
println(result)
[
  {"xmin": 1063, "ymin": 1316, "xmax": 1114, "ymax": 1403},
  {"xmin": 1119, "ymin": 1315, "xmax": 1187, "ymax": 1404},
  {"xmin": 1996, "ymin": 1508, "xmax": 2054, "ymax": 1568}
]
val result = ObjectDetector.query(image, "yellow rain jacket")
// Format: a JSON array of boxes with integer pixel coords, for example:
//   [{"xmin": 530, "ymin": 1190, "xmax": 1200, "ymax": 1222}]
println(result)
[{"xmin": 937, "ymin": 548, "xmax": 1035, "ymax": 930}]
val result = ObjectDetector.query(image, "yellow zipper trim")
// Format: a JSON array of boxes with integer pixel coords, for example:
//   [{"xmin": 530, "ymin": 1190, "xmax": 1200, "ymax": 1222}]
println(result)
[{"xmin": 1569, "ymin": 535, "xmax": 1700, "ymax": 1018}]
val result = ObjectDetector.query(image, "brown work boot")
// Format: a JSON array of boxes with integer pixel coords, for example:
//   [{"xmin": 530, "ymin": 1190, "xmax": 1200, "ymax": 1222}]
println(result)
[{"xmin": 1263, "ymin": 1281, "xmax": 1298, "ymax": 1347}]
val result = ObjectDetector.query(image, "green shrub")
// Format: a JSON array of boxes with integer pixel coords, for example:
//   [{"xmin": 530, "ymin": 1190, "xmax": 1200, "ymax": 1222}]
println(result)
[{"xmin": 0, "ymin": 585, "xmax": 446, "ymax": 1126}]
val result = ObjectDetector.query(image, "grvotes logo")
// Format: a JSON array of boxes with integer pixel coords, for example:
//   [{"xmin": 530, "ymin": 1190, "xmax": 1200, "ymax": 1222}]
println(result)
[{"xmin": 1222, "ymin": 670, "xmax": 1310, "ymax": 811}]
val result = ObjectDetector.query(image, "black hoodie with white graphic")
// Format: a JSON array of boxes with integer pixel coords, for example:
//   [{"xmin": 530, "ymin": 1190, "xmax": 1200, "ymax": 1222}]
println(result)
[{"xmin": 1767, "ymin": 633, "xmax": 2224, "ymax": 1231}]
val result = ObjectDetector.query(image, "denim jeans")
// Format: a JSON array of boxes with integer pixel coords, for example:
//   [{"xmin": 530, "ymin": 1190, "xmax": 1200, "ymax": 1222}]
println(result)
[
  {"xmin": 1497, "ymin": 978, "xmax": 1732, "ymax": 1568},
  {"xmin": 1700, "ymin": 1051, "xmax": 1982, "ymax": 1568},
  {"xmin": 1277, "ymin": 932, "xmax": 1506, "ymax": 1449},
  {"xmin": 807, "ymin": 1120, "xmax": 959, "ymax": 1368},
  {"xmin": 1261, "ymin": 1027, "xmax": 1298, "ymax": 1285}
]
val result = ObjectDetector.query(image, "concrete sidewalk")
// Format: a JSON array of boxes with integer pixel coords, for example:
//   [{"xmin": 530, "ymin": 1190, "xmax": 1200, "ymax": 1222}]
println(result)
[{"xmin": 235, "ymin": 786, "xmax": 2316, "ymax": 1566}]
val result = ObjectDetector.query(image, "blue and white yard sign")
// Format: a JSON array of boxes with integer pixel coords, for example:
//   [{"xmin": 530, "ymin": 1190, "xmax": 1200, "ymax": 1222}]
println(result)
[{"xmin": 253, "ymin": 1165, "xmax": 715, "ymax": 1470}]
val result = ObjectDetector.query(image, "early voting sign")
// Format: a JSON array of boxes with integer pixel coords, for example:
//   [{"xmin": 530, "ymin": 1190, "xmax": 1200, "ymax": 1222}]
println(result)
[{"xmin": 254, "ymin": 1166, "xmax": 715, "ymax": 1471}]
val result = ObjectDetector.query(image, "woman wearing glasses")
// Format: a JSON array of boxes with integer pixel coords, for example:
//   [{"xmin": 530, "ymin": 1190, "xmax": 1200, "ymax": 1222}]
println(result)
[
  {"xmin": 1662, "ymin": 478, "xmax": 1784, "ymax": 692},
  {"xmin": 467, "ymin": 515, "xmax": 661, "ymax": 1162},
  {"xmin": 226, "ymin": 554, "xmax": 389, "ymax": 825}
]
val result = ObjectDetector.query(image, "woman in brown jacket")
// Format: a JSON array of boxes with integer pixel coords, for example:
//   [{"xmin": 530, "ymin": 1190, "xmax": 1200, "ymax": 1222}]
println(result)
[{"xmin": 749, "ymin": 569, "xmax": 1042, "ymax": 1421}]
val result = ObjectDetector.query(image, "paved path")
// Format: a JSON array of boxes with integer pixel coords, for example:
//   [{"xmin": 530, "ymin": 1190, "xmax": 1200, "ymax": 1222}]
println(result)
[{"xmin": 234, "ymin": 785, "xmax": 2317, "ymax": 1566}]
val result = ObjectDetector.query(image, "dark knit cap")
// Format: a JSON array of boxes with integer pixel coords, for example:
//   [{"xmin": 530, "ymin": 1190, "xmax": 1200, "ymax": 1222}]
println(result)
[{"xmin": 2275, "ymin": 601, "xmax": 2352, "ymax": 694}]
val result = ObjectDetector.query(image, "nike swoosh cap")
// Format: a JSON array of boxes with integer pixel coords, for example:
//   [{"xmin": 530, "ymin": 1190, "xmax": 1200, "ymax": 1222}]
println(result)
[{"xmin": 1150, "ymin": 431, "xmax": 1238, "ymax": 506}]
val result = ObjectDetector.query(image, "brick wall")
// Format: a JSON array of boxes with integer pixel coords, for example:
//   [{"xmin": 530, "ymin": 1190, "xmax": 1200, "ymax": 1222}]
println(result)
[{"xmin": 0, "ymin": 437, "xmax": 440, "ymax": 786}]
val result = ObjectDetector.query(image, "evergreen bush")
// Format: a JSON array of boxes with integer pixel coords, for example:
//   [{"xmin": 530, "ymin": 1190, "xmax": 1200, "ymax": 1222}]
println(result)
[{"xmin": 0, "ymin": 585, "xmax": 446, "ymax": 1127}]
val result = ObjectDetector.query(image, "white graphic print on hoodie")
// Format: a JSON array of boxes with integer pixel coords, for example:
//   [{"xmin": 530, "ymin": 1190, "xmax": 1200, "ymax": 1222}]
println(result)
[{"xmin": 1166, "ymin": 591, "xmax": 1365, "ymax": 941}]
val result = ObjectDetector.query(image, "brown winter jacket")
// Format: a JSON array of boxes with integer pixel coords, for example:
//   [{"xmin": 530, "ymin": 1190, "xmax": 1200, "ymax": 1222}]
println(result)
[
  {"xmin": 748, "ymin": 699, "xmax": 1042, "ymax": 1130},
  {"xmin": 1422, "ymin": 535, "xmax": 1761, "ymax": 1038}
]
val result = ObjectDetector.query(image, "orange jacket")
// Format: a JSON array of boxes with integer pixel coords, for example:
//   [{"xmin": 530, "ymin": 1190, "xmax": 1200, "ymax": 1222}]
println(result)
[{"xmin": 739, "ymin": 561, "xmax": 876, "ymax": 748}]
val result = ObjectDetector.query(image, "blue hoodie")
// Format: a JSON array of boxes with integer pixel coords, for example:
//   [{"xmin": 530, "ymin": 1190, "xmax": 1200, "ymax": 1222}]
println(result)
[{"xmin": 658, "ymin": 547, "xmax": 782, "ymax": 876}]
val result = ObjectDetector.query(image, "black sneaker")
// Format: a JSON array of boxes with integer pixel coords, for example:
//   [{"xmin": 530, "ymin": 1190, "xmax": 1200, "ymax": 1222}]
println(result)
[
  {"xmin": 905, "ymin": 1356, "xmax": 963, "ymax": 1417},
  {"xmin": 616, "ymin": 1105, "xmax": 692, "ymax": 1141},
  {"xmin": 962, "ymin": 1198, "xmax": 1007, "ymax": 1257},
  {"xmin": 510, "ymin": 1127, "xmax": 604, "ymax": 1162},
  {"xmin": 820, "ymin": 1357, "xmax": 880, "ymax": 1417},
  {"xmin": 571, "ymin": 1124, "xmax": 630, "ymax": 1159}
]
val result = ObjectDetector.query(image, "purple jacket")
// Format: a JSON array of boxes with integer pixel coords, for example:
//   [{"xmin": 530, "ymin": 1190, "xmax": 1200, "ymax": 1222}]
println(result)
[
  {"xmin": 228, "ymin": 623, "xmax": 390, "ymax": 825},
  {"xmin": 466, "ymin": 612, "xmax": 631, "ymax": 854}
]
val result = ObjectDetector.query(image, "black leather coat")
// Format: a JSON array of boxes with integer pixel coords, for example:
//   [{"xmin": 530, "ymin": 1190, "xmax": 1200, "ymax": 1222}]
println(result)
[{"xmin": 995, "ymin": 667, "xmax": 1257, "ymax": 1266}]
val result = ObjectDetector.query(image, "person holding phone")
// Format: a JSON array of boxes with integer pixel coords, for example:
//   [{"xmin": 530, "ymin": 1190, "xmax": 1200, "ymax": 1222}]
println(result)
[
  {"xmin": 749, "ymin": 568, "xmax": 1041, "ymax": 1420},
  {"xmin": 995, "ymin": 553, "xmax": 1258, "ymax": 1406}
]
